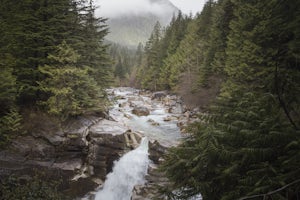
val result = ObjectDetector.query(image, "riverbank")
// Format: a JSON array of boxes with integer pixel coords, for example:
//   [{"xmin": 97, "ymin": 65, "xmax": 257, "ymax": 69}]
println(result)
[{"xmin": 0, "ymin": 87, "xmax": 200, "ymax": 199}]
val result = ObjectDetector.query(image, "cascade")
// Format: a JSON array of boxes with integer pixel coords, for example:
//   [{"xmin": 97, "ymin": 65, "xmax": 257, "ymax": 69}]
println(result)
[{"xmin": 95, "ymin": 137, "xmax": 149, "ymax": 200}]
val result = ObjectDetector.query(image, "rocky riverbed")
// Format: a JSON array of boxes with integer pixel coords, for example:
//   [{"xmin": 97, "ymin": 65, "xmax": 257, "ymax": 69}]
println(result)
[{"xmin": 0, "ymin": 87, "xmax": 201, "ymax": 199}]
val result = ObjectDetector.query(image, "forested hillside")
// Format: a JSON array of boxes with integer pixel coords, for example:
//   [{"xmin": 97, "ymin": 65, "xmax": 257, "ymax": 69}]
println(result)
[
  {"xmin": 134, "ymin": 0, "xmax": 300, "ymax": 199},
  {"xmin": 0, "ymin": 0, "xmax": 299, "ymax": 199},
  {"xmin": 103, "ymin": 0, "xmax": 179, "ymax": 48},
  {"xmin": 0, "ymin": 0, "xmax": 112, "ymax": 147}
]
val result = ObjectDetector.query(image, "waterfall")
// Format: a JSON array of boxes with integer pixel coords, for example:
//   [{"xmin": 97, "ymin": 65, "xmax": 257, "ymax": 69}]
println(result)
[{"xmin": 95, "ymin": 137, "xmax": 149, "ymax": 200}]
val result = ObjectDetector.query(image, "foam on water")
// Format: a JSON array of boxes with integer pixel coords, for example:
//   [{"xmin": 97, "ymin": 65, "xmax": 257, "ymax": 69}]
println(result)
[{"xmin": 95, "ymin": 138, "xmax": 149, "ymax": 200}]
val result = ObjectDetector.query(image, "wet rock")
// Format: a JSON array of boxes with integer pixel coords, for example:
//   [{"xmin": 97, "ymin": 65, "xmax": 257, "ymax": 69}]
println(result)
[
  {"xmin": 132, "ymin": 106, "xmax": 150, "ymax": 116},
  {"xmin": 149, "ymin": 140, "xmax": 167, "ymax": 165},
  {"xmin": 119, "ymin": 102, "xmax": 129, "ymax": 108},
  {"xmin": 168, "ymin": 103, "xmax": 183, "ymax": 114},
  {"xmin": 52, "ymin": 159, "xmax": 82, "ymax": 171},
  {"xmin": 88, "ymin": 130, "xmax": 141, "ymax": 180},
  {"xmin": 131, "ymin": 165, "xmax": 169, "ymax": 200},
  {"xmin": 147, "ymin": 119, "xmax": 160, "ymax": 126},
  {"xmin": 128, "ymin": 96, "xmax": 144, "ymax": 102},
  {"xmin": 124, "ymin": 113, "xmax": 133, "ymax": 119},
  {"xmin": 132, "ymin": 140, "xmax": 170, "ymax": 200},
  {"xmin": 151, "ymin": 91, "xmax": 167, "ymax": 100},
  {"xmin": 89, "ymin": 119, "xmax": 128, "ymax": 137},
  {"xmin": 162, "ymin": 96, "xmax": 177, "ymax": 107},
  {"xmin": 130, "ymin": 100, "xmax": 146, "ymax": 108},
  {"xmin": 0, "ymin": 114, "xmax": 132, "ymax": 199},
  {"xmin": 163, "ymin": 115, "xmax": 178, "ymax": 122},
  {"xmin": 11, "ymin": 136, "xmax": 55, "ymax": 160}
]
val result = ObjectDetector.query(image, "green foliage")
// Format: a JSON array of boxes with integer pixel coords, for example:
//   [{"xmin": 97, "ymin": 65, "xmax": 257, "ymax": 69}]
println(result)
[
  {"xmin": 38, "ymin": 42, "xmax": 106, "ymax": 120},
  {"xmin": 0, "ymin": 53, "xmax": 22, "ymax": 148},
  {"xmin": 0, "ymin": 173, "xmax": 69, "ymax": 200},
  {"xmin": 0, "ymin": 53, "xmax": 17, "ymax": 114},
  {"xmin": 0, "ymin": 108, "xmax": 23, "ymax": 148},
  {"xmin": 137, "ymin": 1, "xmax": 218, "ymax": 92},
  {"xmin": 0, "ymin": 0, "xmax": 111, "ymax": 107},
  {"xmin": 0, "ymin": 0, "xmax": 111, "ymax": 123},
  {"xmin": 108, "ymin": 43, "xmax": 138, "ymax": 86},
  {"xmin": 163, "ymin": 92, "xmax": 300, "ymax": 199},
  {"xmin": 160, "ymin": 0, "xmax": 300, "ymax": 199},
  {"xmin": 137, "ymin": 13, "xmax": 191, "ymax": 91},
  {"xmin": 78, "ymin": 1, "xmax": 112, "ymax": 88}
]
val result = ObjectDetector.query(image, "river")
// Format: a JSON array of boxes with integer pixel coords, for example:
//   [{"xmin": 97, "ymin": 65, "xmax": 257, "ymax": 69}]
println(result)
[
  {"xmin": 93, "ymin": 87, "xmax": 184, "ymax": 200},
  {"xmin": 107, "ymin": 87, "xmax": 183, "ymax": 146}
]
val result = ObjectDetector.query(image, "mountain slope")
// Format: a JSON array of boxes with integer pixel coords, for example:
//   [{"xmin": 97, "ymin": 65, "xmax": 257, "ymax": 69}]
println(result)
[{"xmin": 105, "ymin": 0, "xmax": 179, "ymax": 48}]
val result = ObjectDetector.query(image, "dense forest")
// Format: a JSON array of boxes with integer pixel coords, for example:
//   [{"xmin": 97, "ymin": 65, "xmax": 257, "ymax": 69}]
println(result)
[
  {"xmin": 134, "ymin": 0, "xmax": 300, "ymax": 199},
  {"xmin": 0, "ymin": 0, "xmax": 300, "ymax": 199},
  {"xmin": 0, "ymin": 0, "xmax": 112, "ymax": 147}
]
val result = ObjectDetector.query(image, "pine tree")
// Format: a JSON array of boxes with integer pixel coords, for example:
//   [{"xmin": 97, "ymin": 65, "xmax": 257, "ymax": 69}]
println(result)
[
  {"xmin": 135, "ymin": 42, "xmax": 144, "ymax": 67},
  {"xmin": 0, "ymin": 53, "xmax": 22, "ymax": 148},
  {"xmin": 138, "ymin": 21, "xmax": 162, "ymax": 90},
  {"xmin": 161, "ymin": 0, "xmax": 300, "ymax": 199},
  {"xmin": 78, "ymin": 0, "xmax": 112, "ymax": 88},
  {"xmin": 0, "ymin": 0, "xmax": 81, "ymax": 105},
  {"xmin": 38, "ymin": 42, "xmax": 105, "ymax": 120}
]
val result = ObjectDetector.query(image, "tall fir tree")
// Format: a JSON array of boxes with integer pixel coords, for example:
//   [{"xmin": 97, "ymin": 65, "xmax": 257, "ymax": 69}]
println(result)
[
  {"xmin": 38, "ymin": 41, "xmax": 105, "ymax": 120},
  {"xmin": 161, "ymin": 0, "xmax": 300, "ymax": 199}
]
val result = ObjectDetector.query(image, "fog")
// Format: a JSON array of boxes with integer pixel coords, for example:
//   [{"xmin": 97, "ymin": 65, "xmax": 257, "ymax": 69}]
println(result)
[{"xmin": 94, "ymin": 0, "xmax": 177, "ymax": 18}]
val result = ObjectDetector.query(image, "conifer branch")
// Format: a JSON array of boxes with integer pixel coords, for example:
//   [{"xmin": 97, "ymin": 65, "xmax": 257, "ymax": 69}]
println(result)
[
  {"xmin": 274, "ymin": 62, "xmax": 298, "ymax": 130},
  {"xmin": 239, "ymin": 179, "xmax": 300, "ymax": 200}
]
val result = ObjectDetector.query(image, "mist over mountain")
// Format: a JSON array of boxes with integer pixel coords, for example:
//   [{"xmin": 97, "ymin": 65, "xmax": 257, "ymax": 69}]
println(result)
[{"xmin": 95, "ymin": 0, "xmax": 179, "ymax": 48}]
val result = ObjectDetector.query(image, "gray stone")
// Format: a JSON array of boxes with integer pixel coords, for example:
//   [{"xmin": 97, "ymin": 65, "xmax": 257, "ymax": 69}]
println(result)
[
  {"xmin": 151, "ymin": 91, "xmax": 167, "ymax": 100},
  {"xmin": 11, "ymin": 136, "xmax": 55, "ymax": 160},
  {"xmin": 168, "ymin": 103, "xmax": 183, "ymax": 114},
  {"xmin": 89, "ymin": 119, "xmax": 128, "ymax": 137},
  {"xmin": 132, "ymin": 106, "xmax": 150, "ymax": 116},
  {"xmin": 147, "ymin": 119, "xmax": 160, "ymax": 126}
]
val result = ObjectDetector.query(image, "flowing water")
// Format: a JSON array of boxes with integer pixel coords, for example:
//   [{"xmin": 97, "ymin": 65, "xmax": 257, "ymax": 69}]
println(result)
[
  {"xmin": 95, "ymin": 137, "xmax": 149, "ymax": 200},
  {"xmin": 94, "ymin": 87, "xmax": 184, "ymax": 200},
  {"xmin": 108, "ymin": 87, "xmax": 182, "ymax": 146}
]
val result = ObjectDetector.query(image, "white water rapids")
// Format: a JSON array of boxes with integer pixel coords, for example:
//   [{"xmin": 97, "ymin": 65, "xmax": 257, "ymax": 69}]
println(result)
[
  {"xmin": 93, "ymin": 87, "xmax": 185, "ymax": 200},
  {"xmin": 95, "ymin": 137, "xmax": 149, "ymax": 200},
  {"xmin": 108, "ymin": 87, "xmax": 182, "ymax": 146}
]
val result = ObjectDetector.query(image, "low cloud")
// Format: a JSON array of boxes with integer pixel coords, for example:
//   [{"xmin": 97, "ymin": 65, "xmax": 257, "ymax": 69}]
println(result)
[{"xmin": 95, "ymin": 0, "xmax": 176, "ymax": 18}]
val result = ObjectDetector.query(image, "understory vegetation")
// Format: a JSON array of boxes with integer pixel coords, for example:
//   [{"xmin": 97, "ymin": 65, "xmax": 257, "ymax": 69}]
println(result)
[
  {"xmin": 136, "ymin": 0, "xmax": 300, "ymax": 199},
  {"xmin": 0, "ymin": 172, "xmax": 69, "ymax": 200},
  {"xmin": 0, "ymin": 0, "xmax": 112, "ymax": 147},
  {"xmin": 0, "ymin": 0, "xmax": 299, "ymax": 199}
]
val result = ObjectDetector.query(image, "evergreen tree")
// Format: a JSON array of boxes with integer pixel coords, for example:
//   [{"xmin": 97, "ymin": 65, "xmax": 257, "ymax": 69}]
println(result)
[
  {"xmin": 209, "ymin": 0, "xmax": 235, "ymax": 74},
  {"xmin": 77, "ymin": 0, "xmax": 112, "ymax": 88},
  {"xmin": 38, "ymin": 42, "xmax": 105, "ymax": 120},
  {"xmin": 159, "ymin": 1, "xmax": 215, "ymax": 91},
  {"xmin": 0, "ymin": 0, "xmax": 82, "ymax": 105},
  {"xmin": 0, "ymin": 54, "xmax": 17, "ymax": 114},
  {"xmin": 138, "ymin": 21, "xmax": 162, "ymax": 90},
  {"xmin": 0, "ymin": 53, "xmax": 22, "ymax": 147},
  {"xmin": 137, "ymin": 14, "xmax": 190, "ymax": 91},
  {"xmin": 135, "ymin": 42, "xmax": 144, "ymax": 67},
  {"xmin": 114, "ymin": 57, "xmax": 126, "ymax": 79},
  {"xmin": 161, "ymin": 0, "xmax": 300, "ymax": 199}
]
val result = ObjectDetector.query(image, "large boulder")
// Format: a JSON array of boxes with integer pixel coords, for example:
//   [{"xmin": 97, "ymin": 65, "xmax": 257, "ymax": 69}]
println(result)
[
  {"xmin": 89, "ymin": 119, "xmax": 128, "ymax": 137},
  {"xmin": 0, "ymin": 114, "xmax": 138, "ymax": 199},
  {"xmin": 132, "ymin": 106, "xmax": 150, "ymax": 116},
  {"xmin": 88, "ymin": 127, "xmax": 142, "ymax": 179},
  {"xmin": 168, "ymin": 102, "xmax": 184, "ymax": 114},
  {"xmin": 151, "ymin": 91, "xmax": 167, "ymax": 100},
  {"xmin": 132, "ymin": 141, "xmax": 169, "ymax": 200},
  {"xmin": 149, "ymin": 140, "xmax": 167, "ymax": 164},
  {"xmin": 11, "ymin": 136, "xmax": 55, "ymax": 160}
]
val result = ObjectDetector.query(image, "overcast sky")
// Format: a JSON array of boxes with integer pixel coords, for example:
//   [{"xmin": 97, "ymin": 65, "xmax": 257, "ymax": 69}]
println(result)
[
  {"xmin": 95, "ymin": 0, "xmax": 207, "ymax": 18},
  {"xmin": 169, "ymin": 0, "xmax": 206, "ymax": 15}
]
